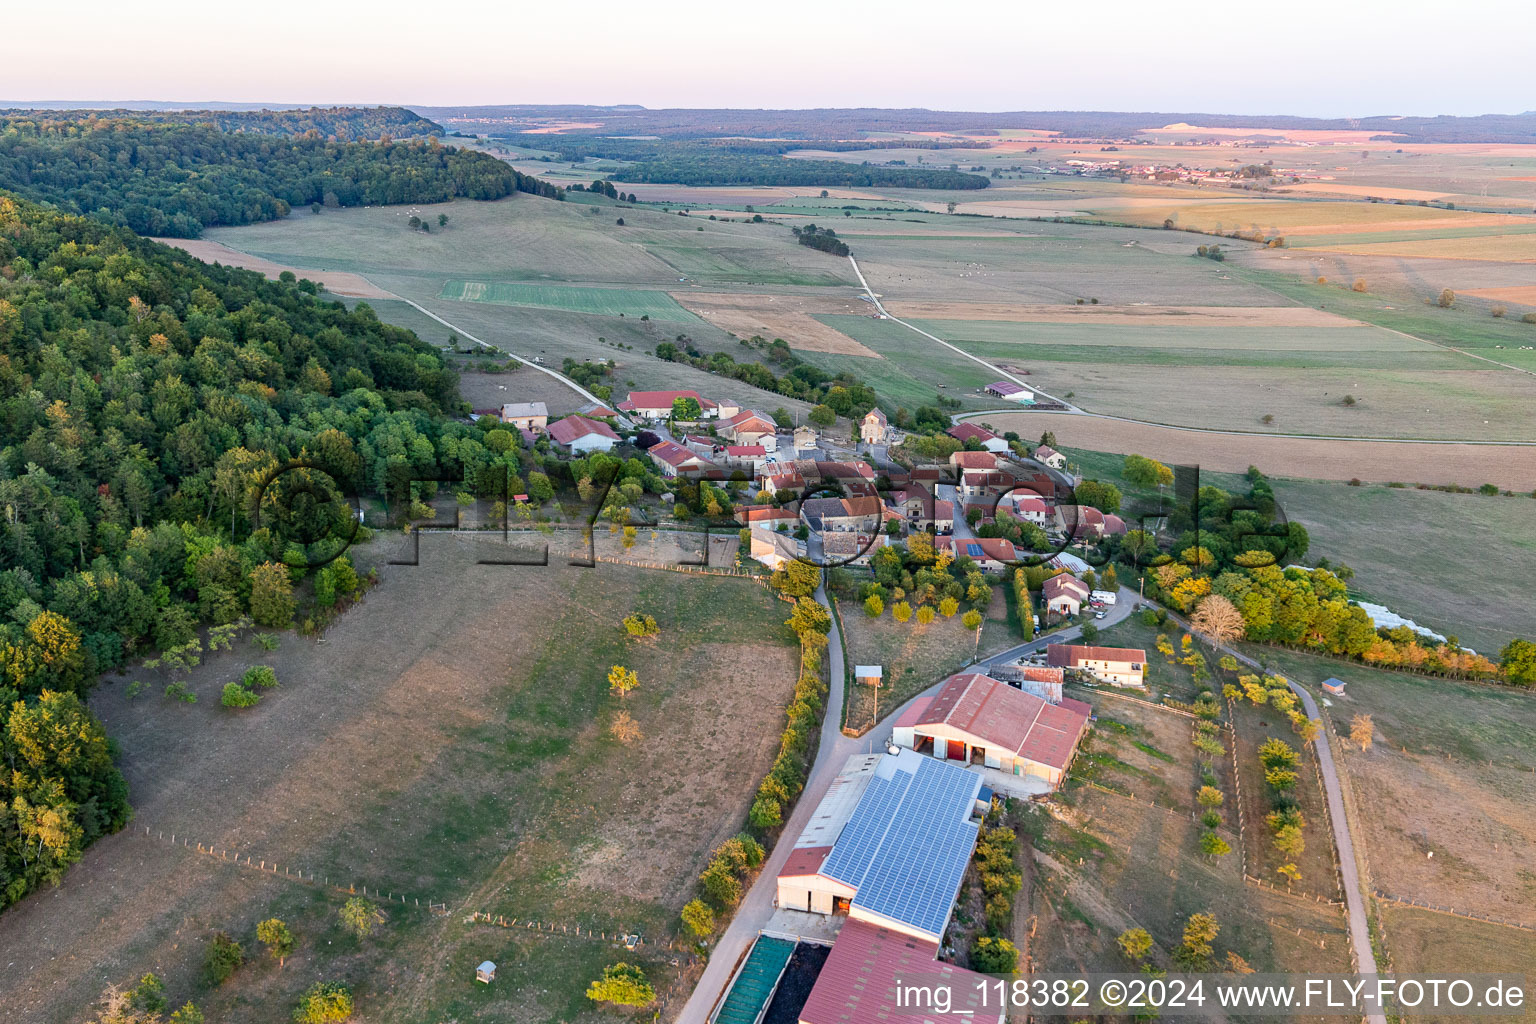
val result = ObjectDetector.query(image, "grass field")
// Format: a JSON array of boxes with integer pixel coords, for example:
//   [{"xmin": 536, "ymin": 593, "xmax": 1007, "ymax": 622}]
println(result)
[
  {"xmin": 835, "ymin": 596, "xmax": 990, "ymax": 735},
  {"xmin": 1378, "ymin": 907, "xmax": 1536, "ymax": 1023},
  {"xmin": 439, "ymin": 281, "xmax": 701, "ymax": 322},
  {"xmin": 1034, "ymin": 787, "xmax": 1350, "ymax": 977},
  {"xmin": 0, "ymin": 539, "xmax": 801, "ymax": 1024},
  {"xmin": 808, "ymin": 314, "xmax": 997, "ymax": 409},
  {"xmin": 1238, "ymin": 647, "xmax": 1536, "ymax": 928}
]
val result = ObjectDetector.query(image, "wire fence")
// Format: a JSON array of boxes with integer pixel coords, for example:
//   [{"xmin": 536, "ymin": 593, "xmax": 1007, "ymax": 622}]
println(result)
[
  {"xmin": 462, "ymin": 910, "xmax": 645, "ymax": 943},
  {"xmin": 1371, "ymin": 892, "xmax": 1534, "ymax": 932},
  {"xmin": 137, "ymin": 825, "xmax": 447, "ymax": 913}
]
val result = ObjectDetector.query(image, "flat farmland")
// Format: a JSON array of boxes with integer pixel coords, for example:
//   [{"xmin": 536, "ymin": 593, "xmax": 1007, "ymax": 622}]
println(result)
[
  {"xmin": 672, "ymin": 291, "xmax": 881, "ymax": 355},
  {"xmin": 1245, "ymin": 648, "xmax": 1536, "ymax": 928},
  {"xmin": 1098, "ymin": 198, "xmax": 1536, "ymax": 236},
  {"xmin": 1311, "ymin": 232, "xmax": 1536, "ymax": 262},
  {"xmin": 152, "ymin": 237, "xmax": 399, "ymax": 298},
  {"xmin": 808, "ymin": 315, "xmax": 998, "ymax": 409},
  {"xmin": 848, "ymin": 228, "xmax": 1286, "ymax": 306},
  {"xmin": 439, "ymin": 281, "xmax": 701, "ymax": 322},
  {"xmin": 204, "ymin": 195, "xmax": 682, "ymax": 285},
  {"xmin": 933, "ymin": 321, "xmax": 1475, "ymax": 370},
  {"xmin": 978, "ymin": 412, "xmax": 1536, "ymax": 489},
  {"xmin": 995, "ymin": 359, "xmax": 1536, "ymax": 439},
  {"xmin": 884, "ymin": 301, "xmax": 1349, "ymax": 326},
  {"xmin": 0, "ymin": 539, "xmax": 802, "ymax": 1024}
]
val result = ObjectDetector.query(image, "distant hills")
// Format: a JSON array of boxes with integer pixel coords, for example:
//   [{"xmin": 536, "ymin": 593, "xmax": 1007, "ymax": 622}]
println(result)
[{"xmin": 413, "ymin": 105, "xmax": 1536, "ymax": 144}]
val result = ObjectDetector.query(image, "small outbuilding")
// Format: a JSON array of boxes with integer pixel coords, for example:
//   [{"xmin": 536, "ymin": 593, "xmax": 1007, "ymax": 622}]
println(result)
[
  {"xmin": 1322, "ymin": 678, "xmax": 1346, "ymax": 696},
  {"xmin": 855, "ymin": 665, "xmax": 883, "ymax": 688},
  {"xmin": 476, "ymin": 960, "xmax": 497, "ymax": 983}
]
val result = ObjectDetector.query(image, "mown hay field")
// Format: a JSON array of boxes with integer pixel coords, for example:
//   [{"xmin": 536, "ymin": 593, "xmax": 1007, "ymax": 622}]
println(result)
[{"xmin": 439, "ymin": 281, "xmax": 700, "ymax": 322}]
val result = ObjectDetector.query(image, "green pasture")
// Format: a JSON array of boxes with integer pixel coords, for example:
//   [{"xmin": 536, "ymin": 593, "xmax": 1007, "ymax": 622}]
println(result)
[{"xmin": 439, "ymin": 282, "xmax": 699, "ymax": 321}]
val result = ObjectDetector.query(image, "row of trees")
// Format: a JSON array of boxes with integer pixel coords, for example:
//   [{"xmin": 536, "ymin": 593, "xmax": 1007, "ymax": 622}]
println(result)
[
  {"xmin": 0, "ymin": 116, "xmax": 548, "ymax": 237},
  {"xmin": 654, "ymin": 336, "xmax": 877, "ymax": 417}
]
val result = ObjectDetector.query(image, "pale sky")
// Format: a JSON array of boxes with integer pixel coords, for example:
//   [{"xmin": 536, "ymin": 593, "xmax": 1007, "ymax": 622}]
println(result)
[{"xmin": 6, "ymin": 0, "xmax": 1533, "ymax": 117}]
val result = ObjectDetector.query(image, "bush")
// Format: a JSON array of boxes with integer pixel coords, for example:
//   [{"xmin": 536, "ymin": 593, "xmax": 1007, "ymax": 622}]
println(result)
[
  {"xmin": 204, "ymin": 932, "xmax": 243, "ymax": 985},
  {"xmin": 962, "ymin": 609, "xmax": 983, "ymax": 630},
  {"xmin": 587, "ymin": 963, "xmax": 656, "ymax": 1007},
  {"xmin": 681, "ymin": 898, "xmax": 715, "ymax": 937},
  {"xmin": 864, "ymin": 594, "xmax": 884, "ymax": 618},
  {"xmin": 243, "ymin": 665, "xmax": 279, "ymax": 689},
  {"xmin": 970, "ymin": 936, "xmax": 1019, "ymax": 973},
  {"xmin": 220, "ymin": 682, "xmax": 262, "ymax": 708},
  {"xmin": 293, "ymin": 981, "xmax": 353, "ymax": 1023}
]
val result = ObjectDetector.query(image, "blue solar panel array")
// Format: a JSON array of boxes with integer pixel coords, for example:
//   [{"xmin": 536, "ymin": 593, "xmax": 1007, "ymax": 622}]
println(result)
[
  {"xmin": 819, "ymin": 755, "xmax": 982, "ymax": 939},
  {"xmin": 965, "ymin": 542, "xmax": 983, "ymax": 558}
]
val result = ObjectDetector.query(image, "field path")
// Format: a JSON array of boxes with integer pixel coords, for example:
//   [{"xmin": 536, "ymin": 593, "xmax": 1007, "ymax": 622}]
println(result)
[
  {"xmin": 1166, "ymin": 610, "xmax": 1387, "ymax": 1024},
  {"xmin": 394, "ymin": 298, "xmax": 605, "ymax": 405}
]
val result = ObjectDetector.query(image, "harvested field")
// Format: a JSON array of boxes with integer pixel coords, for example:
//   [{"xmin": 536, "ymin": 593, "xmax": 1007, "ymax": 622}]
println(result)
[
  {"xmin": 977, "ymin": 412, "xmax": 1536, "ymax": 489},
  {"xmin": 887, "ymin": 301, "xmax": 1354, "ymax": 327},
  {"xmin": 1311, "ymin": 233, "xmax": 1536, "ymax": 262},
  {"xmin": 1277, "ymin": 183, "xmax": 1455, "ymax": 202},
  {"xmin": 455, "ymin": 367, "xmax": 587, "ymax": 417},
  {"xmin": 152, "ymin": 237, "xmax": 398, "ymax": 298},
  {"xmin": 1463, "ymin": 284, "xmax": 1536, "ymax": 306},
  {"xmin": 674, "ymin": 292, "xmax": 882, "ymax": 356},
  {"xmin": 0, "ymin": 538, "xmax": 800, "ymax": 1024},
  {"xmin": 1105, "ymin": 200, "xmax": 1536, "ymax": 235},
  {"xmin": 1379, "ymin": 907, "xmax": 1536, "ymax": 1023}
]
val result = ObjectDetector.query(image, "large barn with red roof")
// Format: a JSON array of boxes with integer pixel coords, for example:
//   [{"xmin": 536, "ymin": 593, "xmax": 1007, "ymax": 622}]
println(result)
[{"xmin": 890, "ymin": 673, "xmax": 1091, "ymax": 788}]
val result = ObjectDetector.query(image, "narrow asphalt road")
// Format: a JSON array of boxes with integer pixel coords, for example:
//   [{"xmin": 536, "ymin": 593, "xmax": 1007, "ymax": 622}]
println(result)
[
  {"xmin": 675, "ymin": 582, "xmax": 1139, "ymax": 1024},
  {"xmin": 1165, "ymin": 611, "xmax": 1386, "ymax": 1024}
]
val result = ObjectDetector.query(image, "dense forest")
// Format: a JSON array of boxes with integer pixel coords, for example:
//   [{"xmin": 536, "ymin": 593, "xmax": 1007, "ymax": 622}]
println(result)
[
  {"xmin": 612, "ymin": 154, "xmax": 987, "ymax": 190},
  {"xmin": 3, "ymin": 105, "xmax": 444, "ymax": 141},
  {"xmin": 0, "ymin": 193, "xmax": 535, "ymax": 908},
  {"xmin": 0, "ymin": 117, "xmax": 556, "ymax": 237}
]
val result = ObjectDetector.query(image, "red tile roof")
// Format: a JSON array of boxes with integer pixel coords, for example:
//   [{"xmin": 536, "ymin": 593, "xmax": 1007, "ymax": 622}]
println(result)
[
  {"xmin": 1042, "ymin": 574, "xmax": 1090, "ymax": 602},
  {"xmin": 951, "ymin": 451, "xmax": 998, "ymax": 470},
  {"xmin": 649, "ymin": 440, "xmax": 700, "ymax": 467},
  {"xmin": 547, "ymin": 414, "xmax": 619, "ymax": 445},
  {"xmin": 726, "ymin": 445, "xmax": 766, "ymax": 457},
  {"xmin": 893, "ymin": 696, "xmax": 934, "ymax": 729},
  {"xmin": 777, "ymin": 845, "xmax": 833, "ymax": 879},
  {"xmin": 916, "ymin": 673, "xmax": 1089, "ymax": 771},
  {"xmin": 1046, "ymin": 644, "xmax": 1148, "ymax": 668},
  {"xmin": 948, "ymin": 422, "xmax": 998, "ymax": 442},
  {"xmin": 800, "ymin": 920, "xmax": 997, "ymax": 1024}
]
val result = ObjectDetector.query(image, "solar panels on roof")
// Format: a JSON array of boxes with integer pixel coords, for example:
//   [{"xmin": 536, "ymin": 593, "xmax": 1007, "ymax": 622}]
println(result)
[
  {"xmin": 817, "ymin": 750, "xmax": 982, "ymax": 940},
  {"xmin": 965, "ymin": 542, "xmax": 983, "ymax": 557}
]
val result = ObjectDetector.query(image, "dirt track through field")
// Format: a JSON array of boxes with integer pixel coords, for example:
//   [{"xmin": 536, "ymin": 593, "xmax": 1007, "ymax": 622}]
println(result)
[
  {"xmin": 885, "ymin": 301, "xmax": 1354, "ymax": 326},
  {"xmin": 977, "ymin": 412, "xmax": 1536, "ymax": 489},
  {"xmin": 673, "ymin": 291, "xmax": 884, "ymax": 356},
  {"xmin": 150, "ymin": 238, "xmax": 400, "ymax": 298}
]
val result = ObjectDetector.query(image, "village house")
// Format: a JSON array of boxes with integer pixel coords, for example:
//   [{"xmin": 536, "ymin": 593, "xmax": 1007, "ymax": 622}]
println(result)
[
  {"xmin": 722, "ymin": 444, "xmax": 768, "ymax": 473},
  {"xmin": 792, "ymin": 424, "xmax": 819, "ymax": 454},
  {"xmin": 719, "ymin": 409, "xmax": 778, "ymax": 448},
  {"xmin": 891, "ymin": 672, "xmax": 1091, "ymax": 789},
  {"xmin": 735, "ymin": 505, "xmax": 800, "ymax": 530},
  {"xmin": 576, "ymin": 399, "xmax": 620, "ymax": 420},
  {"xmin": 860, "ymin": 407, "xmax": 889, "ymax": 444},
  {"xmin": 959, "ymin": 469, "xmax": 1012, "ymax": 500},
  {"xmin": 1033, "ymin": 444, "xmax": 1067, "ymax": 470},
  {"xmin": 948, "ymin": 422, "xmax": 1010, "ymax": 453},
  {"xmin": 949, "ymin": 449, "xmax": 998, "ymax": 471},
  {"xmin": 1046, "ymin": 643, "xmax": 1148, "ymax": 687},
  {"xmin": 1060, "ymin": 505, "xmax": 1127, "ymax": 541},
  {"xmin": 1012, "ymin": 495, "xmax": 1053, "ymax": 527},
  {"xmin": 1042, "ymin": 574, "xmax": 1091, "ymax": 617},
  {"xmin": 545, "ymin": 414, "xmax": 619, "ymax": 453},
  {"xmin": 749, "ymin": 526, "xmax": 804, "ymax": 570},
  {"xmin": 802, "ymin": 495, "xmax": 885, "ymax": 533},
  {"xmin": 757, "ymin": 469, "xmax": 806, "ymax": 498},
  {"xmin": 937, "ymin": 536, "xmax": 1018, "ymax": 573},
  {"xmin": 616, "ymin": 389, "xmax": 711, "ymax": 421},
  {"xmin": 822, "ymin": 531, "xmax": 887, "ymax": 566},
  {"xmin": 499, "ymin": 401, "xmax": 548, "ymax": 431},
  {"xmin": 647, "ymin": 440, "xmax": 714, "ymax": 478}
]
